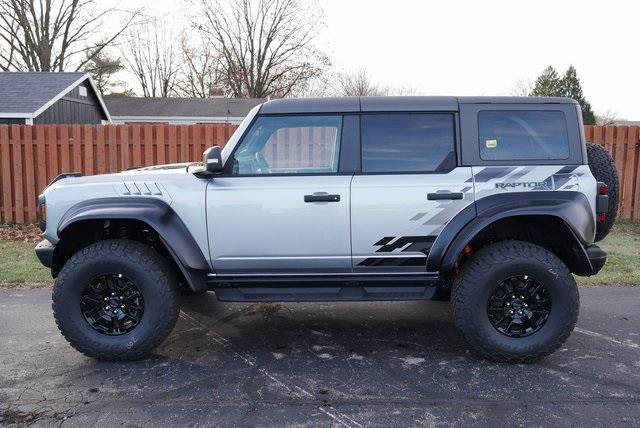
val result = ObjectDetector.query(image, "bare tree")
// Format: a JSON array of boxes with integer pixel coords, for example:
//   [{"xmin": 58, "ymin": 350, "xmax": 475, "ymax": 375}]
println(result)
[
  {"xmin": 176, "ymin": 32, "xmax": 224, "ymax": 98},
  {"xmin": 596, "ymin": 109, "xmax": 622, "ymax": 126},
  {"xmin": 0, "ymin": 0, "xmax": 138, "ymax": 72},
  {"xmin": 199, "ymin": 0, "xmax": 329, "ymax": 98},
  {"xmin": 335, "ymin": 68, "xmax": 386, "ymax": 96},
  {"xmin": 510, "ymin": 79, "xmax": 534, "ymax": 96},
  {"xmin": 333, "ymin": 68, "xmax": 417, "ymax": 97},
  {"xmin": 125, "ymin": 23, "xmax": 180, "ymax": 97}
]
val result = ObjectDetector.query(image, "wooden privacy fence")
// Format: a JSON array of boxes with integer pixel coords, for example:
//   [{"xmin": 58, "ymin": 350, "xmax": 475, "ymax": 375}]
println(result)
[
  {"xmin": 0, "ymin": 124, "xmax": 237, "ymax": 223},
  {"xmin": 584, "ymin": 125, "xmax": 640, "ymax": 220},
  {"xmin": 1, "ymin": 124, "xmax": 640, "ymax": 223}
]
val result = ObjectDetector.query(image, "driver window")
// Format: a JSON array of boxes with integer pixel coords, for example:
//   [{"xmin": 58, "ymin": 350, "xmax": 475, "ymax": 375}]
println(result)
[{"xmin": 231, "ymin": 115, "xmax": 342, "ymax": 175}]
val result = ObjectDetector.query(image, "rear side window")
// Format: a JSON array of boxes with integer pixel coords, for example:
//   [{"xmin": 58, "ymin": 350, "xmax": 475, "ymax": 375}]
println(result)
[
  {"xmin": 478, "ymin": 110, "xmax": 569, "ymax": 161},
  {"xmin": 361, "ymin": 113, "xmax": 455, "ymax": 173}
]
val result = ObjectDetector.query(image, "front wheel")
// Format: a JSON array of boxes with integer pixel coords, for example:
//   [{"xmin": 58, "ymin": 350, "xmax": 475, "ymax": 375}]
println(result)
[
  {"xmin": 451, "ymin": 240, "xmax": 579, "ymax": 363},
  {"xmin": 52, "ymin": 239, "xmax": 180, "ymax": 361}
]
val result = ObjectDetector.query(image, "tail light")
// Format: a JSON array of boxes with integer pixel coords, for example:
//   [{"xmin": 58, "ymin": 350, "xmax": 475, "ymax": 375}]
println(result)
[
  {"xmin": 598, "ymin": 183, "xmax": 609, "ymax": 196},
  {"xmin": 596, "ymin": 182, "xmax": 609, "ymax": 223}
]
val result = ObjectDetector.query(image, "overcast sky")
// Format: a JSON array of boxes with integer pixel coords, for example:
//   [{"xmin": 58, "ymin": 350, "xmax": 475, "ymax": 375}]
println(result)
[{"xmin": 135, "ymin": 0, "xmax": 640, "ymax": 119}]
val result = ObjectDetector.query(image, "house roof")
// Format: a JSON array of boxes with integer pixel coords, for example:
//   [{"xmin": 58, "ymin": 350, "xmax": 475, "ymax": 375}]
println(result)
[
  {"xmin": 0, "ymin": 72, "xmax": 110, "ymax": 120},
  {"xmin": 104, "ymin": 97, "xmax": 265, "ymax": 121}
]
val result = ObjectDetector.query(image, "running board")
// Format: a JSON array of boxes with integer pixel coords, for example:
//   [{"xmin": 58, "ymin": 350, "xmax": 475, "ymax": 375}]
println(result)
[{"xmin": 208, "ymin": 274, "xmax": 442, "ymax": 302}]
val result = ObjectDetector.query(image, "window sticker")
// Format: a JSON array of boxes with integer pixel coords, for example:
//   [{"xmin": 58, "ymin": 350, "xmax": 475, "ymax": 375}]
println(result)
[{"xmin": 485, "ymin": 139, "xmax": 498, "ymax": 148}]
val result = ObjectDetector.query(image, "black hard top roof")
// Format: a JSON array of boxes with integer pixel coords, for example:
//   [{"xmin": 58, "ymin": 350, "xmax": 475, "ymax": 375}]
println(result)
[{"xmin": 259, "ymin": 96, "xmax": 578, "ymax": 114}]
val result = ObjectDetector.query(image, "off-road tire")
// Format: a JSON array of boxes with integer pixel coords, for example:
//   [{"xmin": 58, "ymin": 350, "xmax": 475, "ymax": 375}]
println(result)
[
  {"xmin": 586, "ymin": 142, "xmax": 619, "ymax": 241},
  {"xmin": 52, "ymin": 239, "xmax": 180, "ymax": 361},
  {"xmin": 451, "ymin": 240, "xmax": 579, "ymax": 363}
]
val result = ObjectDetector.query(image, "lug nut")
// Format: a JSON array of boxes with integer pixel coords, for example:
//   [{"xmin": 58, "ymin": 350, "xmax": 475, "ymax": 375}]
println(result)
[
  {"xmin": 104, "ymin": 297, "xmax": 108, "ymax": 301},
  {"xmin": 506, "ymin": 302, "xmax": 510, "ymax": 306},
  {"xmin": 104, "ymin": 306, "xmax": 109, "ymax": 311},
  {"xmin": 520, "ymin": 295, "xmax": 525, "ymax": 299},
  {"xmin": 509, "ymin": 310, "xmax": 514, "ymax": 315},
  {"xmin": 523, "ymin": 303, "xmax": 528, "ymax": 308},
  {"xmin": 121, "ymin": 305, "xmax": 125, "ymax": 308},
  {"xmin": 512, "ymin": 295, "xmax": 516, "ymax": 299},
  {"xmin": 111, "ymin": 292, "xmax": 115, "ymax": 296},
  {"xmin": 518, "ymin": 310, "xmax": 523, "ymax": 315},
  {"xmin": 120, "ymin": 296, "xmax": 123, "ymax": 299}
]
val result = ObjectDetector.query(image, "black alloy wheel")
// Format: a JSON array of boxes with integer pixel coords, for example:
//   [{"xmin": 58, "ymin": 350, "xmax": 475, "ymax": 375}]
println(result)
[
  {"xmin": 486, "ymin": 275, "xmax": 551, "ymax": 338},
  {"xmin": 80, "ymin": 273, "xmax": 145, "ymax": 336}
]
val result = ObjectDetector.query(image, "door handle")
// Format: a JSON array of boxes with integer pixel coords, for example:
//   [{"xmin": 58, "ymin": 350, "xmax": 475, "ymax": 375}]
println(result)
[
  {"xmin": 427, "ymin": 192, "xmax": 463, "ymax": 201},
  {"xmin": 304, "ymin": 193, "xmax": 340, "ymax": 202}
]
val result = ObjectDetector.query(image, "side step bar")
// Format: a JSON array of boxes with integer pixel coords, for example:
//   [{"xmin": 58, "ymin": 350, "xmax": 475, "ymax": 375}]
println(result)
[{"xmin": 208, "ymin": 274, "xmax": 443, "ymax": 302}]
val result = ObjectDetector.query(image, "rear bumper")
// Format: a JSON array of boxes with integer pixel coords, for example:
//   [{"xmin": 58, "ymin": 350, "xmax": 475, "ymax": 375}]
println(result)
[
  {"xmin": 35, "ymin": 239, "xmax": 55, "ymax": 268},
  {"xmin": 585, "ymin": 244, "xmax": 607, "ymax": 275}
]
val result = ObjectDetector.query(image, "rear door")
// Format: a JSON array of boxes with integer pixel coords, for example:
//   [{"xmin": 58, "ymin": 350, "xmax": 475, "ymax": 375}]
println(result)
[{"xmin": 350, "ymin": 113, "xmax": 474, "ymax": 273}]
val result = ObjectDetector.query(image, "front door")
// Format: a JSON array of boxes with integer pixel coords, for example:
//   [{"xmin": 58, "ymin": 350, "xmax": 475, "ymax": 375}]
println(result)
[
  {"xmin": 207, "ymin": 114, "xmax": 352, "ymax": 274},
  {"xmin": 350, "ymin": 113, "xmax": 474, "ymax": 273}
]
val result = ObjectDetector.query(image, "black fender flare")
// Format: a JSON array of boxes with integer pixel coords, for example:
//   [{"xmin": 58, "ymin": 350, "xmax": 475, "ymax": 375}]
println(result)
[
  {"xmin": 57, "ymin": 197, "xmax": 210, "ymax": 292},
  {"xmin": 427, "ymin": 191, "xmax": 596, "ymax": 273}
]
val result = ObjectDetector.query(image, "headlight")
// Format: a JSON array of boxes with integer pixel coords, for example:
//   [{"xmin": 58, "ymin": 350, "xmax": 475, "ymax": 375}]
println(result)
[{"xmin": 37, "ymin": 194, "xmax": 46, "ymax": 231}]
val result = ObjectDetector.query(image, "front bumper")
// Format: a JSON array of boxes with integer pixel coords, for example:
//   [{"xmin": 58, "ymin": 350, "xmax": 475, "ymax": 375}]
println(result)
[
  {"xmin": 35, "ymin": 239, "xmax": 55, "ymax": 268},
  {"xmin": 585, "ymin": 244, "xmax": 607, "ymax": 276}
]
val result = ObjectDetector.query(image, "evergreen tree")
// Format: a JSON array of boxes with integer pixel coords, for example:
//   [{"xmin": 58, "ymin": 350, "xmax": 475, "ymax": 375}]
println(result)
[
  {"xmin": 530, "ymin": 65, "xmax": 596, "ymax": 125},
  {"xmin": 530, "ymin": 66, "xmax": 562, "ymax": 96},
  {"xmin": 85, "ymin": 49, "xmax": 128, "ymax": 96},
  {"xmin": 560, "ymin": 65, "xmax": 596, "ymax": 125}
]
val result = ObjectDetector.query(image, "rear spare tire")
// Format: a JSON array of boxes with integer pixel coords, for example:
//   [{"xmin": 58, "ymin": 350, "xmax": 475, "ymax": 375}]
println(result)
[{"xmin": 586, "ymin": 142, "xmax": 619, "ymax": 241}]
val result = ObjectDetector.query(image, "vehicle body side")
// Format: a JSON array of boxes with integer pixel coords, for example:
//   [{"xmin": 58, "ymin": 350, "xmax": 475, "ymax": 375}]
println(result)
[{"xmin": 36, "ymin": 96, "xmax": 605, "ymax": 296}]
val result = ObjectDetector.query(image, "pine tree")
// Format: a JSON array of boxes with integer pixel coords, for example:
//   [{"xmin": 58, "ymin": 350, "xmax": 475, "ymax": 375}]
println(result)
[
  {"xmin": 530, "ymin": 66, "xmax": 562, "ymax": 96},
  {"xmin": 560, "ymin": 65, "xmax": 596, "ymax": 125}
]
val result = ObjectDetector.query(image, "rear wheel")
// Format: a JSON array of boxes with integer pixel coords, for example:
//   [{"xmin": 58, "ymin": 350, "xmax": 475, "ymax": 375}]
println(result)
[
  {"xmin": 586, "ymin": 142, "xmax": 619, "ymax": 241},
  {"xmin": 53, "ymin": 239, "xmax": 180, "ymax": 361},
  {"xmin": 451, "ymin": 240, "xmax": 579, "ymax": 363}
]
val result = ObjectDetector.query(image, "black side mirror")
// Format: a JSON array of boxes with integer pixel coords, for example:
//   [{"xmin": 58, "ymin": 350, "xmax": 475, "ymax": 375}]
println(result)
[{"xmin": 203, "ymin": 146, "xmax": 223, "ymax": 173}]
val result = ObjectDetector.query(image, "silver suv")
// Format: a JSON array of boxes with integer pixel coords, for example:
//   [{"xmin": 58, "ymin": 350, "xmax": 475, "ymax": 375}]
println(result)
[{"xmin": 35, "ymin": 96, "xmax": 615, "ymax": 363}]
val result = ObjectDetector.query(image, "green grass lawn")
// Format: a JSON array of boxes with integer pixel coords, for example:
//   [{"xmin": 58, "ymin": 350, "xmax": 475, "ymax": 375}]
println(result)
[
  {"xmin": 0, "ymin": 221, "xmax": 638, "ymax": 288},
  {"xmin": 577, "ymin": 219, "xmax": 640, "ymax": 286},
  {"xmin": 0, "ymin": 240, "xmax": 52, "ymax": 286}
]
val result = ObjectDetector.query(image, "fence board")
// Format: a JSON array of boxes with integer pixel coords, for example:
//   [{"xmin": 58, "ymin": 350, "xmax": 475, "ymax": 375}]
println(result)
[
  {"xmin": 10, "ymin": 125, "xmax": 24, "ymax": 222},
  {"xmin": 0, "ymin": 126, "xmax": 13, "ymax": 222},
  {"xmin": 622, "ymin": 127, "xmax": 636, "ymax": 218},
  {"xmin": 2, "ymin": 123, "xmax": 640, "ymax": 223},
  {"xmin": 23, "ymin": 127, "xmax": 36, "ymax": 222}
]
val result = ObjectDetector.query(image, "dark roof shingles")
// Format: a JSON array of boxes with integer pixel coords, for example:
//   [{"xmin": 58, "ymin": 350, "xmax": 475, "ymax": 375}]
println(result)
[
  {"xmin": 104, "ymin": 97, "xmax": 264, "ymax": 118},
  {"xmin": 0, "ymin": 72, "xmax": 88, "ymax": 115}
]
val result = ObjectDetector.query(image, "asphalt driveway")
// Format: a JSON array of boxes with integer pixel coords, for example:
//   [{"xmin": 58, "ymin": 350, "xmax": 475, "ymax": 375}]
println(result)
[{"xmin": 1, "ymin": 286, "xmax": 639, "ymax": 427}]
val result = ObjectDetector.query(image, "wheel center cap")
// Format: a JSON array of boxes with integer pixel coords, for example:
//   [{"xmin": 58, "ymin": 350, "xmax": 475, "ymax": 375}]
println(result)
[
  {"xmin": 109, "ymin": 297, "xmax": 120, "ymax": 308},
  {"xmin": 511, "ymin": 300, "xmax": 523, "ymax": 310}
]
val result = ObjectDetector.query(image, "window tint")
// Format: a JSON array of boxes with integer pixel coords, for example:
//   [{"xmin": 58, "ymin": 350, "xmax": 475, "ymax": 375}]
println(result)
[
  {"xmin": 361, "ymin": 114, "xmax": 455, "ymax": 173},
  {"xmin": 478, "ymin": 110, "xmax": 569, "ymax": 161},
  {"xmin": 231, "ymin": 115, "xmax": 342, "ymax": 175}
]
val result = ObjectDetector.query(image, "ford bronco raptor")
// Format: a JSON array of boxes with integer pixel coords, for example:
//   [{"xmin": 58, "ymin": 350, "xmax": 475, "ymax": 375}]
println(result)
[{"xmin": 35, "ymin": 96, "xmax": 617, "ymax": 363}]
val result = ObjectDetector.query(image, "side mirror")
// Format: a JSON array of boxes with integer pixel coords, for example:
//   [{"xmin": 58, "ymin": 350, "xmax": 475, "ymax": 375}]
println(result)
[{"xmin": 203, "ymin": 146, "xmax": 223, "ymax": 173}]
